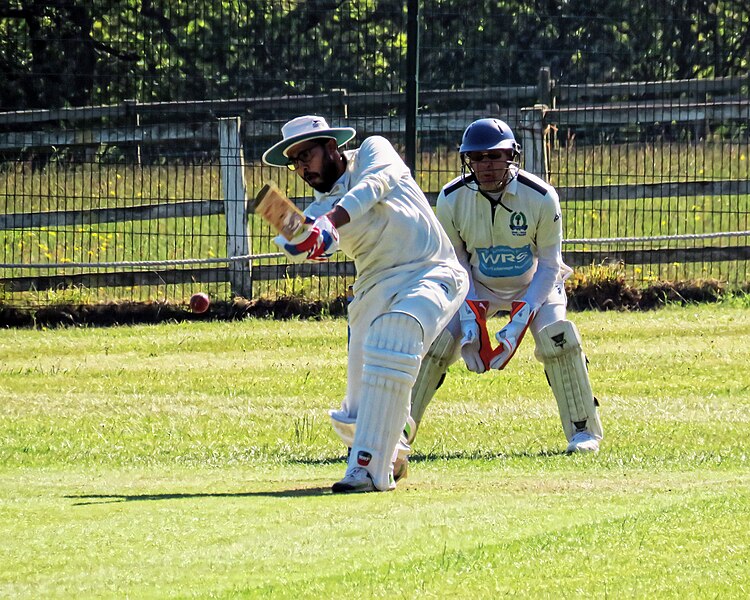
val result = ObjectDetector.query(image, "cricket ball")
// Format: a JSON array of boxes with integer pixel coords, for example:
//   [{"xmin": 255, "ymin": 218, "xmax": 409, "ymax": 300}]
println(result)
[{"xmin": 189, "ymin": 292, "xmax": 210, "ymax": 314}]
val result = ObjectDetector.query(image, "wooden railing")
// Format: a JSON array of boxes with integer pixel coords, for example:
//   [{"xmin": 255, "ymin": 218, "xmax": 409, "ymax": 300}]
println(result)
[{"xmin": 1, "ymin": 74, "xmax": 748, "ymax": 297}]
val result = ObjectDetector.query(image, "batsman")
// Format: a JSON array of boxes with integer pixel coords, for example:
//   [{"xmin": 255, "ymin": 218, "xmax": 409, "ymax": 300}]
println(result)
[
  {"xmin": 409, "ymin": 118, "xmax": 604, "ymax": 454},
  {"xmin": 262, "ymin": 116, "xmax": 468, "ymax": 493}
]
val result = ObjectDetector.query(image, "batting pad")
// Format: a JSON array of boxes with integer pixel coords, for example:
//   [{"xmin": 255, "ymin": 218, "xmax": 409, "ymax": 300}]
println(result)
[
  {"xmin": 330, "ymin": 408, "xmax": 414, "ymax": 462},
  {"xmin": 409, "ymin": 328, "xmax": 458, "ymax": 441},
  {"xmin": 329, "ymin": 408, "xmax": 356, "ymax": 448},
  {"xmin": 535, "ymin": 320, "xmax": 603, "ymax": 442},
  {"xmin": 349, "ymin": 312, "xmax": 423, "ymax": 490}
]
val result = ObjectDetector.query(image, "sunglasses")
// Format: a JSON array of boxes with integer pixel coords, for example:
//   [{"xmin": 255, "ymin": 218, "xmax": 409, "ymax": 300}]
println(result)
[
  {"xmin": 286, "ymin": 141, "xmax": 326, "ymax": 171},
  {"xmin": 464, "ymin": 151, "xmax": 511, "ymax": 163}
]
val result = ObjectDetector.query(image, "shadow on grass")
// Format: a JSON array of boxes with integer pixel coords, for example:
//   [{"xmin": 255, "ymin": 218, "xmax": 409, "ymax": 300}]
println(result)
[
  {"xmin": 410, "ymin": 448, "xmax": 568, "ymax": 461},
  {"xmin": 65, "ymin": 448, "xmax": 566, "ymax": 505},
  {"xmin": 66, "ymin": 486, "xmax": 334, "ymax": 505},
  {"xmin": 292, "ymin": 447, "xmax": 567, "ymax": 467}
]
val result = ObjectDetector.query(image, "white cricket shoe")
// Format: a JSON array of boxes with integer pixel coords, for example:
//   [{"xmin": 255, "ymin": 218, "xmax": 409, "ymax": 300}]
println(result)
[
  {"xmin": 393, "ymin": 456, "xmax": 409, "ymax": 482},
  {"xmin": 332, "ymin": 467, "xmax": 378, "ymax": 494},
  {"xmin": 566, "ymin": 431, "xmax": 600, "ymax": 454}
]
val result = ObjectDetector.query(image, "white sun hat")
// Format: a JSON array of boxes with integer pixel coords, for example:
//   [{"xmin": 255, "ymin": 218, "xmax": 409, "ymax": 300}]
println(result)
[{"xmin": 262, "ymin": 115, "xmax": 356, "ymax": 167}]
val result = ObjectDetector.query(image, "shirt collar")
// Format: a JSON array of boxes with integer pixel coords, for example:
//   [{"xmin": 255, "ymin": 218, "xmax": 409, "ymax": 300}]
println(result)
[{"xmin": 480, "ymin": 172, "xmax": 518, "ymax": 200}]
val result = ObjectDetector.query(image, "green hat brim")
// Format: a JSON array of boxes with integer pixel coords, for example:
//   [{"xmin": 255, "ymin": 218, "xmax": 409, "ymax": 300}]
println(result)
[{"xmin": 262, "ymin": 128, "xmax": 356, "ymax": 167}]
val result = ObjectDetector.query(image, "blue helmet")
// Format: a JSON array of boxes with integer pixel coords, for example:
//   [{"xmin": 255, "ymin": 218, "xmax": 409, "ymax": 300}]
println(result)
[{"xmin": 459, "ymin": 118, "xmax": 521, "ymax": 155}]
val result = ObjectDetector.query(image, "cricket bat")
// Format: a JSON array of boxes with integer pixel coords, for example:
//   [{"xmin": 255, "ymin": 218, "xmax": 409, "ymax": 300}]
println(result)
[{"xmin": 253, "ymin": 181, "xmax": 307, "ymax": 240}]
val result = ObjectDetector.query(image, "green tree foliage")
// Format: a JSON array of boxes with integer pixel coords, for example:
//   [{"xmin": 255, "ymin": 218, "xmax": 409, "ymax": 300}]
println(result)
[
  {"xmin": 0, "ymin": 0, "xmax": 747, "ymax": 110},
  {"xmin": 420, "ymin": 0, "xmax": 749, "ymax": 86}
]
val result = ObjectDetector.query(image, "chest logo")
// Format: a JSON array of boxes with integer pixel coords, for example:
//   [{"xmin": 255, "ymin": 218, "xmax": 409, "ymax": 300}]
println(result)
[
  {"xmin": 476, "ymin": 245, "xmax": 533, "ymax": 278},
  {"xmin": 510, "ymin": 211, "xmax": 528, "ymax": 236}
]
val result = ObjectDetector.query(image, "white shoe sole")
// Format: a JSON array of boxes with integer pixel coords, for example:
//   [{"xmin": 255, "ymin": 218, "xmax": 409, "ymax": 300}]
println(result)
[{"xmin": 566, "ymin": 440, "xmax": 600, "ymax": 454}]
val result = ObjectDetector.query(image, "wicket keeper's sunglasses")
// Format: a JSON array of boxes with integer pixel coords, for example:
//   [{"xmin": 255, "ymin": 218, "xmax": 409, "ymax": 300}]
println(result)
[{"xmin": 464, "ymin": 151, "xmax": 510, "ymax": 162}]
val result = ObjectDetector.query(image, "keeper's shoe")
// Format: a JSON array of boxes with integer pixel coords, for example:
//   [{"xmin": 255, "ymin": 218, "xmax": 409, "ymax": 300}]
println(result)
[
  {"xmin": 332, "ymin": 467, "xmax": 379, "ymax": 494},
  {"xmin": 393, "ymin": 456, "xmax": 409, "ymax": 482},
  {"xmin": 566, "ymin": 430, "xmax": 600, "ymax": 454}
]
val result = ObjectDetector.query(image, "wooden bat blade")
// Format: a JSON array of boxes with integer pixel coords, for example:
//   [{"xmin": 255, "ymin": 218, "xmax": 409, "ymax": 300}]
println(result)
[{"xmin": 254, "ymin": 182, "xmax": 307, "ymax": 239}]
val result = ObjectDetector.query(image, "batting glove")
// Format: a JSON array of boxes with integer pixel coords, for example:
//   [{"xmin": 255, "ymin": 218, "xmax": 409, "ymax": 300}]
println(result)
[
  {"xmin": 280, "ymin": 215, "xmax": 339, "ymax": 262},
  {"xmin": 459, "ymin": 299, "xmax": 494, "ymax": 373},
  {"xmin": 488, "ymin": 301, "xmax": 536, "ymax": 370}
]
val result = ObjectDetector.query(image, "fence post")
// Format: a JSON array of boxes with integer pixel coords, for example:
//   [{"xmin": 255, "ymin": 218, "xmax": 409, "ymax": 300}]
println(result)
[
  {"xmin": 519, "ymin": 104, "xmax": 549, "ymax": 182},
  {"xmin": 123, "ymin": 99, "xmax": 142, "ymax": 165},
  {"xmin": 404, "ymin": 0, "xmax": 420, "ymax": 174},
  {"xmin": 329, "ymin": 88, "xmax": 349, "ymax": 118},
  {"xmin": 537, "ymin": 67, "xmax": 552, "ymax": 106},
  {"xmin": 218, "ymin": 117, "xmax": 253, "ymax": 299}
]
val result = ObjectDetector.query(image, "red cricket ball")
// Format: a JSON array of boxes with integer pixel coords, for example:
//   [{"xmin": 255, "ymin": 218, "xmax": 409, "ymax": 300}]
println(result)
[{"xmin": 189, "ymin": 292, "xmax": 210, "ymax": 314}]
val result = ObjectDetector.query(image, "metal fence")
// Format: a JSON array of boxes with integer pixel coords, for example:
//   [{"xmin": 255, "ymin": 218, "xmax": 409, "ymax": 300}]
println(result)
[{"xmin": 1, "ymin": 1, "xmax": 748, "ymax": 307}]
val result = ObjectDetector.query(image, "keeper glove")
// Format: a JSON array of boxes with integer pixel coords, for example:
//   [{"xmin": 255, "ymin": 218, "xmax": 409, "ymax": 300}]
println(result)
[
  {"xmin": 488, "ymin": 300, "xmax": 537, "ymax": 370},
  {"xmin": 459, "ymin": 299, "xmax": 495, "ymax": 374},
  {"xmin": 278, "ymin": 215, "xmax": 339, "ymax": 262}
]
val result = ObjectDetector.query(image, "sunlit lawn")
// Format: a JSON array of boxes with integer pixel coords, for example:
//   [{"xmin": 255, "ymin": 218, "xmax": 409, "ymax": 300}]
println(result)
[{"xmin": 1, "ymin": 304, "xmax": 748, "ymax": 598}]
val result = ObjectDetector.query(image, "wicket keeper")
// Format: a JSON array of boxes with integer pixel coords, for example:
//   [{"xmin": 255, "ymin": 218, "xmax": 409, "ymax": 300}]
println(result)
[{"xmin": 409, "ymin": 118, "xmax": 604, "ymax": 454}]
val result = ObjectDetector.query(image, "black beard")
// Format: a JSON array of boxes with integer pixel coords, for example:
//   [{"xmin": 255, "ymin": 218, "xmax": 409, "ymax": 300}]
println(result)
[{"xmin": 308, "ymin": 155, "xmax": 343, "ymax": 193}]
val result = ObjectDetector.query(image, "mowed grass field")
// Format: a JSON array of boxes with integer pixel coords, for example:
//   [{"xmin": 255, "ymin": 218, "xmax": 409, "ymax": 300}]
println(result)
[{"xmin": 1, "ymin": 303, "xmax": 749, "ymax": 598}]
